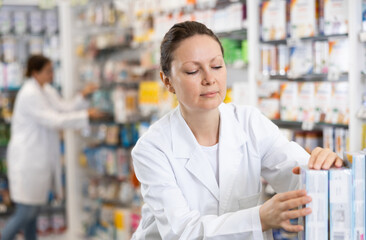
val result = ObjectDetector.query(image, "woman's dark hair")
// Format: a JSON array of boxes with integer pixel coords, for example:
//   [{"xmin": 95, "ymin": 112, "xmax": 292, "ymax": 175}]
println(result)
[
  {"xmin": 25, "ymin": 55, "xmax": 51, "ymax": 78},
  {"xmin": 160, "ymin": 21, "xmax": 224, "ymax": 76}
]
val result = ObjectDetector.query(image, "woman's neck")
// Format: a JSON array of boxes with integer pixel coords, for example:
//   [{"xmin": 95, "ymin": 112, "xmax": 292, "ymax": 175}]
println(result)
[
  {"xmin": 33, "ymin": 77, "xmax": 45, "ymax": 88},
  {"xmin": 180, "ymin": 106, "xmax": 220, "ymax": 147}
]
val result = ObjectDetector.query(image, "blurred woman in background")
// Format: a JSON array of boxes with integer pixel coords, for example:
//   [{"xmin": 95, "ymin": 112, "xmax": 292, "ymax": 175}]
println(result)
[{"xmin": 2, "ymin": 55, "xmax": 103, "ymax": 240}]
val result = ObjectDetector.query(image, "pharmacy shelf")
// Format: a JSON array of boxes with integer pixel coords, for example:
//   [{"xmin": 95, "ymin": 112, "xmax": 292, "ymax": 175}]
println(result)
[
  {"xmin": 95, "ymin": 43, "xmax": 132, "ymax": 58},
  {"xmin": 268, "ymin": 73, "xmax": 348, "ymax": 82},
  {"xmin": 0, "ymin": 87, "xmax": 21, "ymax": 92},
  {"xmin": 261, "ymin": 33, "xmax": 349, "ymax": 45},
  {"xmin": 99, "ymin": 199, "xmax": 131, "ymax": 208},
  {"xmin": 216, "ymin": 28, "xmax": 247, "ymax": 40},
  {"xmin": 100, "ymin": 81, "xmax": 140, "ymax": 89},
  {"xmin": 271, "ymin": 119, "xmax": 349, "ymax": 130},
  {"xmin": 89, "ymin": 115, "xmax": 151, "ymax": 124},
  {"xmin": 86, "ymin": 171, "xmax": 129, "ymax": 183},
  {"xmin": 0, "ymin": 204, "xmax": 65, "ymax": 218}
]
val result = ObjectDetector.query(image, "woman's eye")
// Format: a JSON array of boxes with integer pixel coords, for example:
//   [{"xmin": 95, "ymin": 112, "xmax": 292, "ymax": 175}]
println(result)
[
  {"xmin": 186, "ymin": 70, "xmax": 198, "ymax": 75},
  {"xmin": 212, "ymin": 66, "xmax": 222, "ymax": 70}
]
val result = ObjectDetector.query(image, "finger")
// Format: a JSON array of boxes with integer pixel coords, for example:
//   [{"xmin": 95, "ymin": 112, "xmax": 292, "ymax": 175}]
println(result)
[
  {"xmin": 281, "ymin": 222, "xmax": 304, "ymax": 233},
  {"xmin": 280, "ymin": 207, "xmax": 312, "ymax": 220},
  {"xmin": 279, "ymin": 195, "xmax": 312, "ymax": 211},
  {"xmin": 276, "ymin": 190, "xmax": 307, "ymax": 202},
  {"xmin": 308, "ymin": 147, "xmax": 323, "ymax": 168},
  {"xmin": 334, "ymin": 157, "xmax": 343, "ymax": 168},
  {"xmin": 313, "ymin": 149, "xmax": 332, "ymax": 170},
  {"xmin": 321, "ymin": 152, "xmax": 338, "ymax": 170},
  {"xmin": 292, "ymin": 166, "xmax": 300, "ymax": 175}
]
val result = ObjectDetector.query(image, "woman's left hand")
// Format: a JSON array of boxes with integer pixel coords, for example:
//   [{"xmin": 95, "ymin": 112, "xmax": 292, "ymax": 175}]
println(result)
[{"xmin": 292, "ymin": 147, "xmax": 343, "ymax": 174}]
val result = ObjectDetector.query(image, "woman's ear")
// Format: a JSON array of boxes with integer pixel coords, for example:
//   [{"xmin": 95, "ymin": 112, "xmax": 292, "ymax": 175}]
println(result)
[{"xmin": 160, "ymin": 71, "xmax": 175, "ymax": 94}]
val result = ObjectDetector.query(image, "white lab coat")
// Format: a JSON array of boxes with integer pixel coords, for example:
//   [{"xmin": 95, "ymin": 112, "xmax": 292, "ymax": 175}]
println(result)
[
  {"xmin": 132, "ymin": 103, "xmax": 309, "ymax": 240},
  {"xmin": 7, "ymin": 78, "xmax": 89, "ymax": 205}
]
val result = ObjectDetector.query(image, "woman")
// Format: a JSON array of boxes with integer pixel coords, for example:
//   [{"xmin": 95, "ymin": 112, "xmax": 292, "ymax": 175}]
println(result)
[
  {"xmin": 2, "ymin": 55, "xmax": 103, "ymax": 240},
  {"xmin": 131, "ymin": 21, "xmax": 343, "ymax": 239}
]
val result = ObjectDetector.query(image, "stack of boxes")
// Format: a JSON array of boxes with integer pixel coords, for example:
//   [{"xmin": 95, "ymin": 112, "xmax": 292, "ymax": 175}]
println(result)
[{"xmin": 300, "ymin": 152, "xmax": 366, "ymax": 239}]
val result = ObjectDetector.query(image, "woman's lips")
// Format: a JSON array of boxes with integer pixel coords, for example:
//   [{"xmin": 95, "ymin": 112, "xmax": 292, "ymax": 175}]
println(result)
[{"xmin": 200, "ymin": 91, "xmax": 218, "ymax": 97}]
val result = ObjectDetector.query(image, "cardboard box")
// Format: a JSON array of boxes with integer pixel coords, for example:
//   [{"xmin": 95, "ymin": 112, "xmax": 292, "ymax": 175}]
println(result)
[
  {"xmin": 329, "ymin": 168, "xmax": 352, "ymax": 240},
  {"xmin": 299, "ymin": 167, "xmax": 328, "ymax": 240}
]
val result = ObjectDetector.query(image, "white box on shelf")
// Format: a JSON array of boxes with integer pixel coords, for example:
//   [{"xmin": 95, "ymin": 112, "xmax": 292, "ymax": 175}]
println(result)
[
  {"xmin": 314, "ymin": 82, "xmax": 332, "ymax": 123},
  {"xmin": 329, "ymin": 168, "xmax": 352, "ymax": 240},
  {"xmin": 328, "ymin": 38, "xmax": 349, "ymax": 75},
  {"xmin": 327, "ymin": 82, "xmax": 349, "ymax": 125},
  {"xmin": 344, "ymin": 152, "xmax": 366, "ymax": 240},
  {"xmin": 297, "ymin": 82, "xmax": 315, "ymax": 122},
  {"xmin": 280, "ymin": 82, "xmax": 298, "ymax": 121},
  {"xmin": 261, "ymin": 0, "xmax": 287, "ymax": 41},
  {"xmin": 324, "ymin": 0, "xmax": 349, "ymax": 35},
  {"xmin": 323, "ymin": 127, "xmax": 335, "ymax": 151},
  {"xmin": 313, "ymin": 41, "xmax": 329, "ymax": 74},
  {"xmin": 289, "ymin": 42, "xmax": 313, "ymax": 77},
  {"xmin": 290, "ymin": 0, "xmax": 318, "ymax": 38},
  {"xmin": 299, "ymin": 167, "xmax": 328, "ymax": 240}
]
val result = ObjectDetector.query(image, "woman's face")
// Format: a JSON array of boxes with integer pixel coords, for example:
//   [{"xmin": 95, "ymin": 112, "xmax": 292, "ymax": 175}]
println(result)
[
  {"xmin": 33, "ymin": 62, "xmax": 53, "ymax": 85},
  {"xmin": 166, "ymin": 34, "xmax": 227, "ymax": 113}
]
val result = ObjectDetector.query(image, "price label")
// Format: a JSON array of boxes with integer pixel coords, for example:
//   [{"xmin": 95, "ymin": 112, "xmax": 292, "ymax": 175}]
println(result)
[
  {"xmin": 301, "ymin": 121, "xmax": 315, "ymax": 131},
  {"xmin": 327, "ymin": 70, "xmax": 341, "ymax": 81},
  {"xmin": 286, "ymin": 37, "xmax": 301, "ymax": 46}
]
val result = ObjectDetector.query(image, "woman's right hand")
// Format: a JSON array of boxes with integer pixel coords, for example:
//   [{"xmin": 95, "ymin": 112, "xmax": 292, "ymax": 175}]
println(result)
[
  {"xmin": 259, "ymin": 189, "xmax": 312, "ymax": 232},
  {"xmin": 88, "ymin": 108, "xmax": 106, "ymax": 119}
]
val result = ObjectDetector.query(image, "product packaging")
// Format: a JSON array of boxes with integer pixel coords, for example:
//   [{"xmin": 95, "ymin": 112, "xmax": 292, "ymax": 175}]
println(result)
[
  {"xmin": 261, "ymin": 0, "xmax": 287, "ymax": 41},
  {"xmin": 13, "ymin": 11, "xmax": 27, "ymax": 34},
  {"xmin": 327, "ymin": 82, "xmax": 349, "ymax": 125},
  {"xmin": 304, "ymin": 131, "xmax": 322, "ymax": 153},
  {"xmin": 0, "ymin": 10, "xmax": 12, "ymax": 34},
  {"xmin": 257, "ymin": 80, "xmax": 280, "ymax": 119},
  {"xmin": 313, "ymin": 41, "xmax": 329, "ymax": 74},
  {"xmin": 323, "ymin": 127, "xmax": 335, "ymax": 151},
  {"xmin": 261, "ymin": 45, "xmax": 271, "ymax": 76},
  {"xmin": 335, "ymin": 128, "xmax": 346, "ymax": 157},
  {"xmin": 289, "ymin": 42, "xmax": 313, "ymax": 77},
  {"xmin": 329, "ymin": 168, "xmax": 352, "ymax": 240},
  {"xmin": 314, "ymin": 82, "xmax": 332, "ymax": 122},
  {"xmin": 290, "ymin": 0, "xmax": 318, "ymax": 38},
  {"xmin": 29, "ymin": 10, "xmax": 44, "ymax": 34},
  {"xmin": 115, "ymin": 208, "xmax": 131, "ymax": 239},
  {"xmin": 2, "ymin": 37, "xmax": 16, "ymax": 63},
  {"xmin": 363, "ymin": 0, "xmax": 366, "ymax": 32},
  {"xmin": 297, "ymin": 82, "xmax": 315, "ymax": 122},
  {"xmin": 344, "ymin": 152, "xmax": 366, "ymax": 240},
  {"xmin": 328, "ymin": 38, "xmax": 349, "ymax": 76},
  {"xmin": 299, "ymin": 167, "xmax": 328, "ymax": 240},
  {"xmin": 277, "ymin": 44, "xmax": 289, "ymax": 75},
  {"xmin": 323, "ymin": 0, "xmax": 348, "ymax": 35},
  {"xmin": 258, "ymin": 98, "xmax": 280, "ymax": 120},
  {"xmin": 280, "ymin": 82, "xmax": 298, "ymax": 121},
  {"xmin": 295, "ymin": 131, "xmax": 306, "ymax": 148}
]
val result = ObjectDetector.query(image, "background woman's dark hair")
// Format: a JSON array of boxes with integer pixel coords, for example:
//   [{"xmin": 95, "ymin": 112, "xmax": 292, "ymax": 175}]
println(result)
[
  {"xmin": 25, "ymin": 55, "xmax": 51, "ymax": 78},
  {"xmin": 160, "ymin": 21, "xmax": 224, "ymax": 76}
]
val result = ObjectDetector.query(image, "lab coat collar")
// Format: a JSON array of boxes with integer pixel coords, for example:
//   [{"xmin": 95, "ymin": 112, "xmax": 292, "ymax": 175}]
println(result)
[
  {"xmin": 171, "ymin": 103, "xmax": 248, "ymax": 157},
  {"xmin": 170, "ymin": 103, "xmax": 248, "ymax": 203},
  {"xmin": 30, "ymin": 78, "xmax": 43, "ymax": 90}
]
